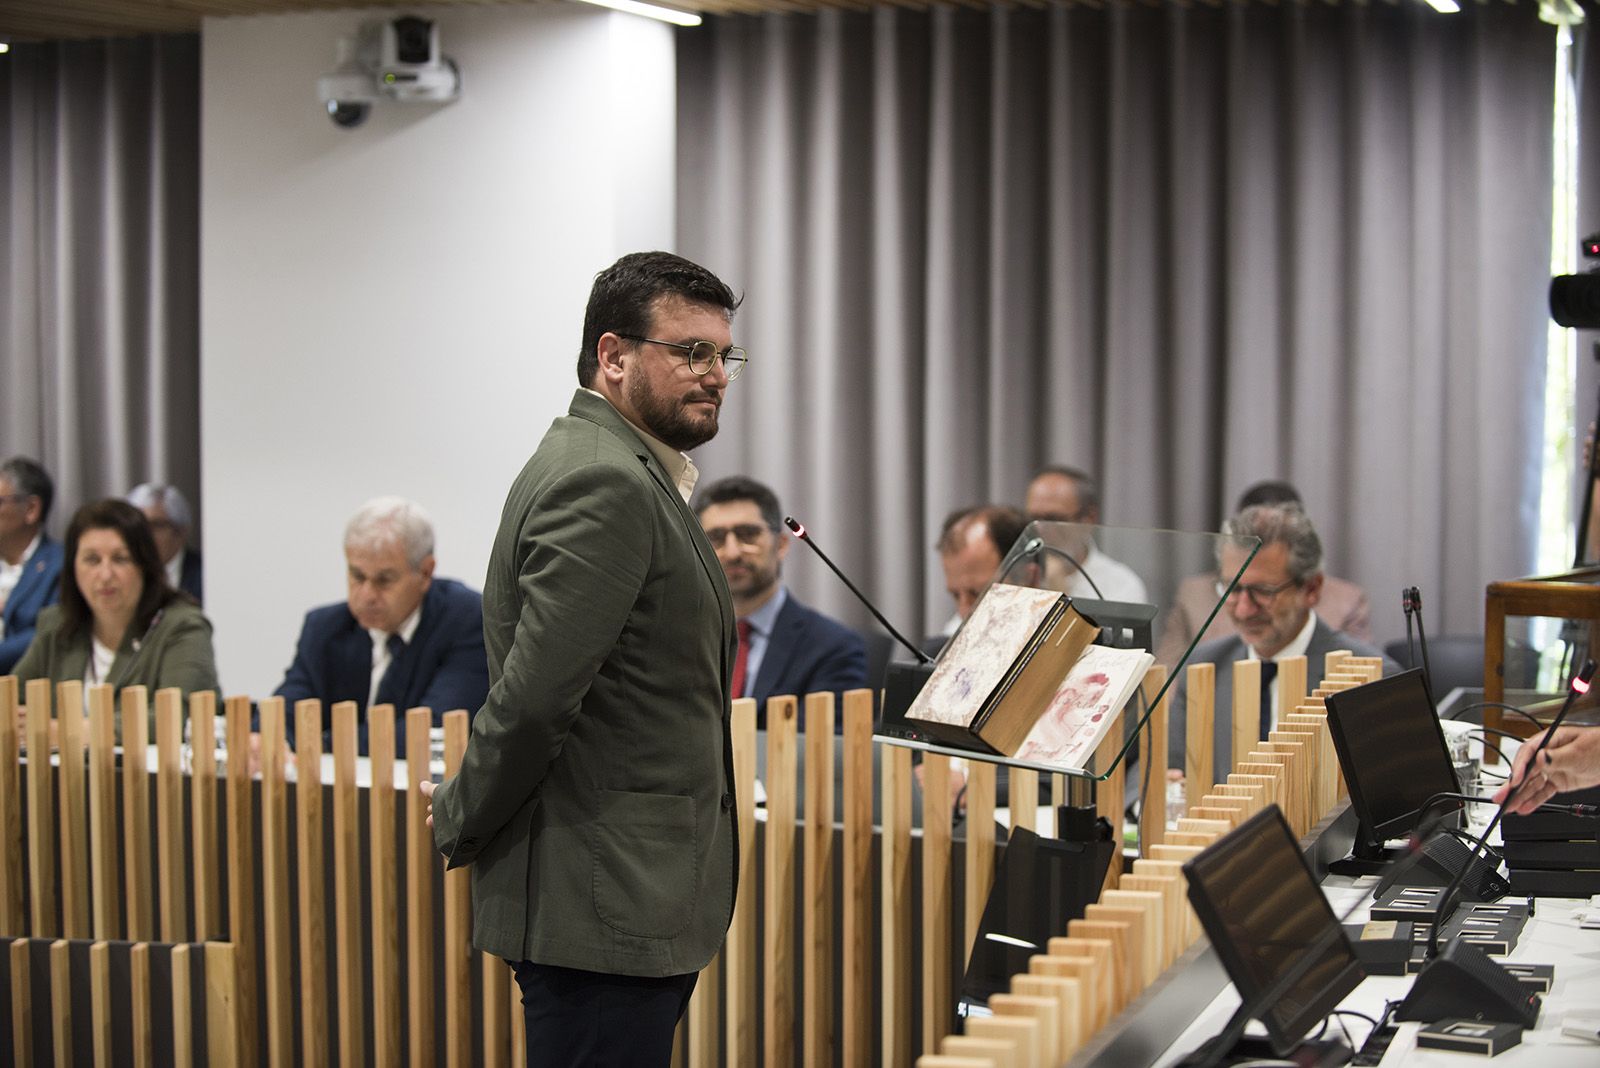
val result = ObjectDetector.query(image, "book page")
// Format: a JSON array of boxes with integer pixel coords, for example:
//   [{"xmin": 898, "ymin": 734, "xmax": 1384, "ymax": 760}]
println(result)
[{"xmin": 1012, "ymin": 644, "xmax": 1154, "ymax": 770}]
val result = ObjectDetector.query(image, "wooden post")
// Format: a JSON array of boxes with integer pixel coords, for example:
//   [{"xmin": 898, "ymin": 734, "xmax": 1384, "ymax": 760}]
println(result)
[
  {"xmin": 1093, "ymin": 730, "xmax": 1124, "ymax": 893},
  {"xmin": 225, "ymin": 695, "xmax": 258, "ymax": 1066},
  {"xmin": 91, "ymin": 940, "xmax": 113, "ymax": 1068},
  {"xmin": 52, "ymin": 938, "xmax": 73, "ymax": 1064},
  {"xmin": 172, "ymin": 943, "xmax": 194, "ymax": 1068},
  {"xmin": 921, "ymin": 753, "xmax": 954, "ymax": 1056},
  {"xmin": 724, "ymin": 698, "xmax": 758, "ymax": 1067},
  {"xmin": 0, "ymin": 676, "xmax": 20, "ymax": 935},
  {"xmin": 482, "ymin": 957, "xmax": 510, "ymax": 1068},
  {"xmin": 331, "ymin": 701, "xmax": 365, "ymax": 1068},
  {"xmin": 840, "ymin": 690, "xmax": 874, "ymax": 1068},
  {"xmin": 687, "ymin": 954, "xmax": 718, "ymax": 1068},
  {"xmin": 1276, "ymin": 656, "xmax": 1308, "ymax": 727},
  {"xmin": 1067, "ymin": 918, "xmax": 1136, "ymax": 1011},
  {"xmin": 989, "ymin": 992, "xmax": 1060, "ymax": 1067},
  {"xmin": 1141, "ymin": 665, "xmax": 1169, "ymax": 853},
  {"xmin": 189, "ymin": 691, "xmax": 220, "ymax": 941},
  {"xmin": 1231, "ymin": 660, "xmax": 1261, "ymax": 777},
  {"xmin": 1013, "ymin": 974, "xmax": 1085, "ymax": 1059},
  {"xmin": 155, "ymin": 690, "xmax": 187, "ymax": 942},
  {"xmin": 369, "ymin": 704, "xmax": 402, "ymax": 1067},
  {"xmin": 1085, "ymin": 903, "xmax": 1156, "ymax": 991},
  {"xmin": 8, "ymin": 910, "xmax": 30, "ymax": 1064},
  {"xmin": 405, "ymin": 706, "xmax": 436, "ymax": 1068},
  {"xmin": 296, "ymin": 700, "xmax": 329, "ymax": 1068},
  {"xmin": 964, "ymin": 760, "xmax": 996, "ymax": 968},
  {"xmin": 259, "ymin": 697, "xmax": 293, "ymax": 1068},
  {"xmin": 130, "ymin": 941, "xmax": 153, "ymax": 1068},
  {"xmin": 122, "ymin": 686, "xmax": 154, "ymax": 941},
  {"xmin": 87, "ymin": 686, "xmax": 122, "ymax": 942},
  {"xmin": 1119, "ymin": 874, "xmax": 1185, "ymax": 966},
  {"xmin": 443, "ymin": 709, "xmax": 472, "ymax": 1068},
  {"xmin": 763, "ymin": 695, "xmax": 798, "ymax": 1068},
  {"xmin": 25, "ymin": 679, "xmax": 56, "ymax": 935},
  {"xmin": 1044, "ymin": 937, "xmax": 1115, "ymax": 1031},
  {"xmin": 963, "ymin": 1014, "xmax": 1040, "ymax": 1067},
  {"xmin": 1184, "ymin": 663, "xmax": 1215, "ymax": 811},
  {"xmin": 59, "ymin": 680, "xmax": 91, "ymax": 938},
  {"xmin": 881, "ymin": 744, "xmax": 914, "ymax": 1068},
  {"xmin": 206, "ymin": 941, "xmax": 240, "ymax": 1065},
  {"xmin": 1010, "ymin": 767, "xmax": 1039, "ymax": 834},
  {"xmin": 803, "ymin": 692, "xmax": 836, "ymax": 1068}
]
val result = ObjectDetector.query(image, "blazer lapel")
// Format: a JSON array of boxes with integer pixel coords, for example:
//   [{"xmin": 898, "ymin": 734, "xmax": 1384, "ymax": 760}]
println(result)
[
  {"xmin": 335, "ymin": 622, "xmax": 375, "ymax": 711},
  {"xmin": 751, "ymin": 597, "xmax": 800, "ymax": 699}
]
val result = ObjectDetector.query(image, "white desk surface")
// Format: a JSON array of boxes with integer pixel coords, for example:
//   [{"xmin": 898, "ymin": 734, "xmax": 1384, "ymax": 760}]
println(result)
[{"xmin": 1152, "ymin": 882, "xmax": 1600, "ymax": 1067}]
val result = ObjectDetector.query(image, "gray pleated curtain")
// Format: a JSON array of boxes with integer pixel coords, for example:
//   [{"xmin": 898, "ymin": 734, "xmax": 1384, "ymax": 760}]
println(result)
[
  {"xmin": 676, "ymin": 1, "xmax": 1556, "ymax": 643},
  {"xmin": 0, "ymin": 35, "xmax": 201, "ymax": 537}
]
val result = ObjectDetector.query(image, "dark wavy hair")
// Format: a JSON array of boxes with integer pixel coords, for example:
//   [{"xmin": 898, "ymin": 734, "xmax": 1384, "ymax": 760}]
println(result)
[
  {"xmin": 58, "ymin": 499, "xmax": 185, "ymax": 641},
  {"xmin": 577, "ymin": 251, "xmax": 741, "ymax": 387}
]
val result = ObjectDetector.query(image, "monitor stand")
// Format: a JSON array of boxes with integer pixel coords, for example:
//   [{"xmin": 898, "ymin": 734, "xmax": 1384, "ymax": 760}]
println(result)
[
  {"xmin": 1177, "ymin": 1033, "xmax": 1352, "ymax": 1067},
  {"xmin": 1328, "ymin": 823, "xmax": 1408, "ymax": 877}
]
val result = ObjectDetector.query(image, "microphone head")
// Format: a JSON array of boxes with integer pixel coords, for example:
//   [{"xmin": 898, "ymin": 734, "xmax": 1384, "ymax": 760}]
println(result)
[
  {"xmin": 1575, "ymin": 659, "xmax": 1597, "ymax": 691},
  {"xmin": 783, "ymin": 516, "xmax": 805, "ymax": 538}
]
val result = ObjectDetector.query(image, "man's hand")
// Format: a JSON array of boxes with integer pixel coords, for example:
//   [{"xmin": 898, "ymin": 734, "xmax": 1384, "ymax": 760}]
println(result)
[
  {"xmin": 1492, "ymin": 727, "xmax": 1600, "ymax": 815},
  {"xmin": 419, "ymin": 779, "xmax": 436, "ymax": 828}
]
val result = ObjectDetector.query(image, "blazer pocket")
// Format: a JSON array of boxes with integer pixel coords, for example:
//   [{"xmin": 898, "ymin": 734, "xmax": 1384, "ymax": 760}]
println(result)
[{"xmin": 591, "ymin": 789, "xmax": 698, "ymax": 939}]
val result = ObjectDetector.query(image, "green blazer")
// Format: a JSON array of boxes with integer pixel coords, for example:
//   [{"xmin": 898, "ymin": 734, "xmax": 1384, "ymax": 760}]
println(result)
[
  {"xmin": 13, "ymin": 600, "xmax": 221, "ymax": 728},
  {"xmin": 431, "ymin": 390, "xmax": 738, "ymax": 977}
]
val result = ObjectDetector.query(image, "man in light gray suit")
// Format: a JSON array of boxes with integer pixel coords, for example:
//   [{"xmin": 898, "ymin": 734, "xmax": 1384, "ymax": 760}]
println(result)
[
  {"xmin": 1168, "ymin": 504, "xmax": 1397, "ymax": 775},
  {"xmin": 423, "ymin": 252, "xmax": 744, "ymax": 1066}
]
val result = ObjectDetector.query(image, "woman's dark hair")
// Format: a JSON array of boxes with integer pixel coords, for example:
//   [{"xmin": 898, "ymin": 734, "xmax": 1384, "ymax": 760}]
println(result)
[{"xmin": 58, "ymin": 499, "xmax": 184, "ymax": 641}]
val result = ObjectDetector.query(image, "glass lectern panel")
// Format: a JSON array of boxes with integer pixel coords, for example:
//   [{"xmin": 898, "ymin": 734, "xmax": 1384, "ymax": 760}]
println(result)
[{"xmin": 877, "ymin": 521, "xmax": 1259, "ymax": 782}]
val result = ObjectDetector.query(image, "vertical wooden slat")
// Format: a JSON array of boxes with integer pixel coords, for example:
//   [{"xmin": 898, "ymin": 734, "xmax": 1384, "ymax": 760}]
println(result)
[
  {"xmin": 803, "ymin": 692, "xmax": 836, "ymax": 1068},
  {"xmin": 171, "ymin": 943, "xmax": 194, "ymax": 1068},
  {"xmin": 840, "ymin": 690, "xmax": 874, "ymax": 1068},
  {"xmin": 87, "ymin": 684, "xmax": 120, "ymax": 940},
  {"xmin": 920, "ymin": 753, "xmax": 953, "ymax": 1056},
  {"xmin": 206, "ymin": 940, "xmax": 240, "ymax": 1066},
  {"xmin": 1276, "ymin": 655, "xmax": 1308, "ymax": 720},
  {"xmin": 155, "ymin": 690, "xmax": 187, "ymax": 941},
  {"xmin": 58, "ymin": 680, "xmax": 91, "ymax": 938},
  {"xmin": 1010, "ymin": 767, "xmax": 1039, "ymax": 834},
  {"xmin": 130, "ymin": 942, "xmax": 153, "ymax": 1068},
  {"xmin": 509, "ymin": 970, "xmax": 526, "ymax": 1067},
  {"xmin": 1183, "ymin": 662, "xmax": 1215, "ymax": 812},
  {"xmin": 482, "ymin": 956, "xmax": 510, "ymax": 1068},
  {"xmin": 225, "ymin": 695, "xmax": 257, "ymax": 1067},
  {"xmin": 687, "ymin": 952, "xmax": 718, "ymax": 1068},
  {"xmin": 51, "ymin": 938, "xmax": 73, "ymax": 1068},
  {"xmin": 91, "ymin": 940, "xmax": 113, "ymax": 1068},
  {"xmin": 763, "ymin": 695, "xmax": 798, "ymax": 1068},
  {"xmin": 1141, "ymin": 666, "xmax": 1169, "ymax": 853},
  {"xmin": 11, "ymin": 938, "xmax": 32, "ymax": 1064},
  {"xmin": 331, "ymin": 700, "xmax": 365, "ymax": 1068},
  {"xmin": 189, "ymin": 691, "xmax": 220, "ymax": 940},
  {"xmin": 296, "ymin": 700, "xmax": 329, "ymax": 1068},
  {"xmin": 25, "ymin": 678, "xmax": 56, "ymax": 935},
  {"xmin": 259, "ymin": 697, "xmax": 293, "ymax": 1068},
  {"xmin": 881, "ymin": 745, "xmax": 914, "ymax": 1068},
  {"xmin": 724, "ymin": 697, "xmax": 758, "ymax": 1066},
  {"xmin": 1092, "ymin": 724, "xmax": 1123, "ymax": 895},
  {"xmin": 404, "ymin": 706, "xmax": 436, "ymax": 1068},
  {"xmin": 443, "ymin": 709, "xmax": 473, "ymax": 1068},
  {"xmin": 963, "ymin": 761, "xmax": 996, "ymax": 967},
  {"xmin": 0, "ymin": 676, "xmax": 22, "ymax": 934},
  {"xmin": 122, "ymin": 685, "xmax": 153, "ymax": 940},
  {"xmin": 1231, "ymin": 660, "xmax": 1262, "ymax": 777},
  {"xmin": 369, "ymin": 703, "xmax": 402, "ymax": 1067}
]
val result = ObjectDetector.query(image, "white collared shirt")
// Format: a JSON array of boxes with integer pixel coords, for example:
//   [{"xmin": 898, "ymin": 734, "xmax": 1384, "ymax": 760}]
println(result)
[
  {"xmin": 1246, "ymin": 610, "xmax": 1319, "ymax": 729},
  {"xmin": 739, "ymin": 585, "xmax": 788, "ymax": 695},
  {"xmin": 164, "ymin": 548, "xmax": 186, "ymax": 592},
  {"xmin": 368, "ymin": 603, "xmax": 423, "ymax": 709}
]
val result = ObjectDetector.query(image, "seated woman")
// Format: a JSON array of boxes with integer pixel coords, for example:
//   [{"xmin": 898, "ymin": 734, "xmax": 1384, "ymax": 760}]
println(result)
[{"xmin": 14, "ymin": 499, "xmax": 219, "ymax": 726}]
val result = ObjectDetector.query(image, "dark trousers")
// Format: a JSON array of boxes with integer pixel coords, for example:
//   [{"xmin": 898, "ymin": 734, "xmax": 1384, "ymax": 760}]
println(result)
[{"xmin": 511, "ymin": 960, "xmax": 698, "ymax": 1068}]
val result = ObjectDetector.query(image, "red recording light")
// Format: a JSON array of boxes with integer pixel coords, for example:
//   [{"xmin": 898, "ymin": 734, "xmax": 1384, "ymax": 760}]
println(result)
[{"xmin": 1574, "ymin": 677, "xmax": 1591, "ymax": 695}]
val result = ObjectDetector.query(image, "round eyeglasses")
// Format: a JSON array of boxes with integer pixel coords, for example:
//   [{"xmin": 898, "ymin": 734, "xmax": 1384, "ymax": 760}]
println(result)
[{"xmin": 617, "ymin": 334, "xmax": 747, "ymax": 380}]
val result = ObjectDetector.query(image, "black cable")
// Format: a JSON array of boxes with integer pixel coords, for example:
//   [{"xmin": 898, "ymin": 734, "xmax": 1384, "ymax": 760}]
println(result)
[
  {"xmin": 1449, "ymin": 701, "xmax": 1546, "ymax": 730},
  {"xmin": 1465, "ymin": 732, "xmax": 1514, "ymax": 771}
]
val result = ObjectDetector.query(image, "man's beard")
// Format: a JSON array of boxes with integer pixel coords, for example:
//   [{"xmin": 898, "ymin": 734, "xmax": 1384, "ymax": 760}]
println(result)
[{"xmin": 629, "ymin": 372, "xmax": 721, "ymax": 451}]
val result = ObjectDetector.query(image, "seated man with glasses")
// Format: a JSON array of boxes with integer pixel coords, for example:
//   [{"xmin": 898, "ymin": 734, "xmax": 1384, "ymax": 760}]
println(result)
[
  {"xmin": 1024, "ymin": 464, "xmax": 1148, "ymax": 603},
  {"xmin": 1167, "ymin": 504, "xmax": 1396, "ymax": 777},
  {"xmin": 694, "ymin": 475, "xmax": 866, "ymax": 730}
]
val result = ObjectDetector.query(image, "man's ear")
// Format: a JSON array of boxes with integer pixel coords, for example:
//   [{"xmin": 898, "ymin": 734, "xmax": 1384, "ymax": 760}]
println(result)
[
  {"xmin": 1302, "ymin": 572, "xmax": 1324, "ymax": 607},
  {"xmin": 419, "ymin": 554, "xmax": 437, "ymax": 583},
  {"xmin": 595, "ymin": 332, "xmax": 629, "ymax": 386}
]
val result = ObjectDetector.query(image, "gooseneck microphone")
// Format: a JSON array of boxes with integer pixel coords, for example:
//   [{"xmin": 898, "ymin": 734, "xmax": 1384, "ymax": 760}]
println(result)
[
  {"xmin": 1009, "ymin": 537, "xmax": 1107, "ymax": 600},
  {"xmin": 1422, "ymin": 658, "xmax": 1596, "ymax": 961},
  {"xmin": 784, "ymin": 516, "xmax": 932, "ymax": 666}
]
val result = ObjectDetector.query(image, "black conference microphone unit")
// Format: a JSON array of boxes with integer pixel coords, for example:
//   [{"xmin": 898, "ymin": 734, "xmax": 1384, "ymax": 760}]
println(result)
[
  {"xmin": 1403, "ymin": 586, "xmax": 1437, "ymax": 708},
  {"xmin": 1394, "ymin": 658, "xmax": 1597, "ymax": 1028},
  {"xmin": 782, "ymin": 516, "xmax": 931, "ymax": 667}
]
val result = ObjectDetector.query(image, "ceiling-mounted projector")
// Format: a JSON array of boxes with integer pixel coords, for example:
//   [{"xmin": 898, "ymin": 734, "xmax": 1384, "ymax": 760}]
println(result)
[{"xmin": 316, "ymin": 15, "xmax": 461, "ymax": 128}]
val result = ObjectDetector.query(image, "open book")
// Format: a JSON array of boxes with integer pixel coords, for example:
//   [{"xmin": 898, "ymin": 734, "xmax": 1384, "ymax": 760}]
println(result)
[
  {"xmin": 1011, "ymin": 643, "xmax": 1154, "ymax": 771},
  {"xmin": 905, "ymin": 584, "xmax": 1100, "ymax": 755}
]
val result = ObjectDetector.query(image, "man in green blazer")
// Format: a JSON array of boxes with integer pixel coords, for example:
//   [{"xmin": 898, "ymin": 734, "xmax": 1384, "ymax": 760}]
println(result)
[{"xmin": 424, "ymin": 252, "xmax": 744, "ymax": 1066}]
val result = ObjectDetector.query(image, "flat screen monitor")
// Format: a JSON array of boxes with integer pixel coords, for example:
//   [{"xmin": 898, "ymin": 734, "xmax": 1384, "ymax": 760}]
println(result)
[
  {"xmin": 1324, "ymin": 668, "xmax": 1462, "ymax": 848},
  {"xmin": 1183, "ymin": 805, "xmax": 1365, "ymax": 1056}
]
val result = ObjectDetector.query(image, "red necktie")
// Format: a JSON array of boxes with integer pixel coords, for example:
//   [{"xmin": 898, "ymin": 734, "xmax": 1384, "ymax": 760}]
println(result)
[{"xmin": 731, "ymin": 619, "xmax": 753, "ymax": 698}]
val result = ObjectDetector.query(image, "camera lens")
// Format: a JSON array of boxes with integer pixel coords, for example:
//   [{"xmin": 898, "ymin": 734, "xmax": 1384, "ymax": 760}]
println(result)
[{"xmin": 327, "ymin": 100, "xmax": 371, "ymax": 128}]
